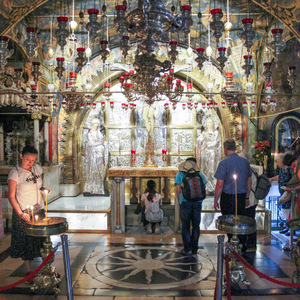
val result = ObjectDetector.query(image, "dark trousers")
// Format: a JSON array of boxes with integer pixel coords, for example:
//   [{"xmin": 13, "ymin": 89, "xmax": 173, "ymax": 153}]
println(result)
[
  {"xmin": 244, "ymin": 204, "xmax": 257, "ymax": 248},
  {"xmin": 180, "ymin": 201, "xmax": 202, "ymax": 252},
  {"xmin": 220, "ymin": 192, "xmax": 247, "ymax": 249}
]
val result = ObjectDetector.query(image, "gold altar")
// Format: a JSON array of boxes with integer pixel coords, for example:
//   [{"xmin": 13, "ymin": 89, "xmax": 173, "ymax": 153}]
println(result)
[{"xmin": 108, "ymin": 166, "xmax": 179, "ymax": 233}]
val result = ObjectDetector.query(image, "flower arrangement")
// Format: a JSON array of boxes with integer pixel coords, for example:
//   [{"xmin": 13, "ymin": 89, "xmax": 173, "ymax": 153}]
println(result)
[{"xmin": 253, "ymin": 140, "xmax": 271, "ymax": 165}]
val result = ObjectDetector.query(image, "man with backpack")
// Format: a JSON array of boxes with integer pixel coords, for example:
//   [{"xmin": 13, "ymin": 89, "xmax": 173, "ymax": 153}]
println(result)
[
  {"xmin": 175, "ymin": 157, "xmax": 207, "ymax": 255},
  {"xmin": 214, "ymin": 139, "xmax": 252, "ymax": 253}
]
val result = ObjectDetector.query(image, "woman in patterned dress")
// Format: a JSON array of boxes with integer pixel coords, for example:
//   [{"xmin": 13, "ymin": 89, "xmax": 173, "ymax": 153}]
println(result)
[{"xmin": 8, "ymin": 146, "xmax": 46, "ymax": 280}]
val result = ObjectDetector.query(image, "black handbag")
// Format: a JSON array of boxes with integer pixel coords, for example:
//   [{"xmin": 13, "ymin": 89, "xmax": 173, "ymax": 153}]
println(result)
[{"xmin": 134, "ymin": 202, "xmax": 142, "ymax": 214}]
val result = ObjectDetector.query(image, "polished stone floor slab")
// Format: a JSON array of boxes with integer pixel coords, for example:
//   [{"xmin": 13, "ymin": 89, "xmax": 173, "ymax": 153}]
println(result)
[{"xmin": 0, "ymin": 232, "xmax": 298, "ymax": 299}]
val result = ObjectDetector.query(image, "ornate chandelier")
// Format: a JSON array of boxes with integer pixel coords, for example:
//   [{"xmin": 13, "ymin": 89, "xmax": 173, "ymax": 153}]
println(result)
[
  {"xmin": 114, "ymin": 0, "xmax": 193, "ymax": 104},
  {"xmin": 119, "ymin": 66, "xmax": 185, "ymax": 105}
]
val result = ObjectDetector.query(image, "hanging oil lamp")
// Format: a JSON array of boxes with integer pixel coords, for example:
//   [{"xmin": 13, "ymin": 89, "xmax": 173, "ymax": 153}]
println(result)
[
  {"xmin": 242, "ymin": 55, "xmax": 253, "ymax": 80},
  {"xmin": 217, "ymin": 47, "xmax": 227, "ymax": 71},
  {"xmin": 168, "ymin": 41, "xmax": 178, "ymax": 64},
  {"xmin": 195, "ymin": 48, "xmax": 206, "ymax": 70},
  {"xmin": 0, "ymin": 36, "xmax": 13, "ymax": 69},
  {"xmin": 55, "ymin": 17, "xmax": 69, "ymax": 51},
  {"xmin": 86, "ymin": 9, "xmax": 101, "ymax": 41},
  {"xmin": 241, "ymin": 18, "xmax": 255, "ymax": 54},
  {"xmin": 210, "ymin": 8, "xmax": 224, "ymax": 46},
  {"xmin": 24, "ymin": 27, "xmax": 38, "ymax": 60},
  {"xmin": 75, "ymin": 48, "xmax": 86, "ymax": 71}
]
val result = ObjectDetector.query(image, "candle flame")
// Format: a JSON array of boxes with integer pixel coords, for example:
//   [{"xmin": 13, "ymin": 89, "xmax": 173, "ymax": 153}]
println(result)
[
  {"xmin": 233, "ymin": 174, "xmax": 237, "ymax": 180},
  {"xmin": 45, "ymin": 189, "xmax": 49, "ymax": 194}
]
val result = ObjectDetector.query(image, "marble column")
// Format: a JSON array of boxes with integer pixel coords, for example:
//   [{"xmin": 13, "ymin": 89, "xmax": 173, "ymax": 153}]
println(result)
[
  {"xmin": 34, "ymin": 119, "xmax": 40, "ymax": 161},
  {"xmin": 110, "ymin": 177, "xmax": 125, "ymax": 233},
  {"xmin": 0, "ymin": 124, "xmax": 4, "ymax": 164},
  {"xmin": 44, "ymin": 119, "xmax": 49, "ymax": 162}
]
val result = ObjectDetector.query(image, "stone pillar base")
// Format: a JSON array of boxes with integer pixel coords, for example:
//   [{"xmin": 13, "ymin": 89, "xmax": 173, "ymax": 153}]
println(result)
[{"xmin": 60, "ymin": 183, "xmax": 81, "ymax": 197}]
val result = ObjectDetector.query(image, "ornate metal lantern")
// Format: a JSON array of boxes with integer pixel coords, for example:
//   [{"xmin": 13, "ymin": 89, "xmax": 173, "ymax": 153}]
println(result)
[
  {"xmin": 180, "ymin": 5, "xmax": 193, "ymax": 35},
  {"xmin": 263, "ymin": 62, "xmax": 272, "ymax": 84},
  {"xmin": 75, "ymin": 48, "xmax": 86, "ymax": 71},
  {"xmin": 210, "ymin": 8, "xmax": 224, "ymax": 45},
  {"xmin": 86, "ymin": 9, "xmax": 101, "ymax": 41},
  {"xmin": 242, "ymin": 55, "xmax": 253, "ymax": 79},
  {"xmin": 270, "ymin": 28, "xmax": 286, "ymax": 61},
  {"xmin": 99, "ymin": 40, "xmax": 109, "ymax": 62},
  {"xmin": 55, "ymin": 17, "xmax": 69, "ymax": 51},
  {"xmin": 55, "ymin": 57, "xmax": 65, "ymax": 80},
  {"xmin": 14, "ymin": 68, "xmax": 23, "ymax": 88},
  {"xmin": 120, "ymin": 36, "xmax": 130, "ymax": 58},
  {"xmin": 241, "ymin": 18, "xmax": 255, "ymax": 54},
  {"xmin": 24, "ymin": 27, "xmax": 38, "ymax": 60},
  {"xmin": 288, "ymin": 66, "xmax": 296, "ymax": 89},
  {"xmin": 31, "ymin": 62, "xmax": 41, "ymax": 83},
  {"xmin": 217, "ymin": 47, "xmax": 227, "ymax": 71},
  {"xmin": 114, "ymin": 5, "xmax": 127, "ymax": 36},
  {"xmin": 168, "ymin": 41, "xmax": 178, "ymax": 64},
  {"xmin": 221, "ymin": 72, "xmax": 239, "ymax": 107},
  {"xmin": 195, "ymin": 48, "xmax": 206, "ymax": 70},
  {"xmin": 0, "ymin": 36, "xmax": 13, "ymax": 69}
]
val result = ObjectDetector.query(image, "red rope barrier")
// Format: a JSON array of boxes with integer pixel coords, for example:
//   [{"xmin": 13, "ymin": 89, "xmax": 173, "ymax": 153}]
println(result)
[
  {"xmin": 231, "ymin": 250, "xmax": 300, "ymax": 288},
  {"xmin": 0, "ymin": 251, "xmax": 55, "ymax": 292},
  {"xmin": 225, "ymin": 254, "xmax": 232, "ymax": 300}
]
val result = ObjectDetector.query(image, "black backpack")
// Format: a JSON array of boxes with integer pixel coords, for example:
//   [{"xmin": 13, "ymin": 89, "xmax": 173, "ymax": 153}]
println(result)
[
  {"xmin": 252, "ymin": 168, "xmax": 271, "ymax": 200},
  {"xmin": 181, "ymin": 169, "xmax": 206, "ymax": 201}
]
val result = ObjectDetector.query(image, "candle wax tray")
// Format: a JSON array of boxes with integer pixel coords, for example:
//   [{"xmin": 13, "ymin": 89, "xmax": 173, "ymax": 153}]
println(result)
[
  {"xmin": 216, "ymin": 215, "xmax": 256, "ymax": 235},
  {"xmin": 26, "ymin": 217, "xmax": 68, "ymax": 237}
]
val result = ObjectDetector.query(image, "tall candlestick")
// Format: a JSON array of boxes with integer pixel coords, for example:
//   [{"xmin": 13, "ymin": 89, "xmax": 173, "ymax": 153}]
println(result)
[
  {"xmin": 31, "ymin": 206, "xmax": 34, "ymax": 224},
  {"xmin": 233, "ymin": 174, "xmax": 238, "ymax": 220}
]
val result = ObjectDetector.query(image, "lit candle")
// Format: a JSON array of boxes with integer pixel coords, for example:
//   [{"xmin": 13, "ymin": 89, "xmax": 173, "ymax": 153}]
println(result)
[
  {"xmin": 45, "ymin": 189, "xmax": 49, "ymax": 219},
  {"xmin": 31, "ymin": 206, "xmax": 34, "ymax": 224},
  {"xmin": 233, "ymin": 174, "xmax": 238, "ymax": 220},
  {"xmin": 119, "ymin": 135, "xmax": 121, "ymax": 156},
  {"xmin": 35, "ymin": 215, "xmax": 39, "ymax": 224}
]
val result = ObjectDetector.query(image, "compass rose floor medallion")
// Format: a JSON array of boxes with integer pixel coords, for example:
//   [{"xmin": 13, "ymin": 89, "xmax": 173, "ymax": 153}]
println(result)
[{"xmin": 76, "ymin": 246, "xmax": 215, "ymax": 292}]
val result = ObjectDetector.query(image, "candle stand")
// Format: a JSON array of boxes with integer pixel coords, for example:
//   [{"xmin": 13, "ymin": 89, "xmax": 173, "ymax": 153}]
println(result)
[
  {"xmin": 26, "ymin": 217, "xmax": 68, "ymax": 295},
  {"xmin": 216, "ymin": 215, "xmax": 256, "ymax": 286}
]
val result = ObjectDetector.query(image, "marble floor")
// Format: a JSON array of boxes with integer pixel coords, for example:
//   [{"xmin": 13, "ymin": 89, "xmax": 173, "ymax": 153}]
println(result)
[{"xmin": 0, "ymin": 230, "xmax": 299, "ymax": 300}]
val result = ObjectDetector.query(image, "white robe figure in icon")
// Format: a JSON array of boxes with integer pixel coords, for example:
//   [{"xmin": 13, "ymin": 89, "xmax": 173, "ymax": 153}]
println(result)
[
  {"xmin": 197, "ymin": 117, "xmax": 221, "ymax": 192},
  {"xmin": 84, "ymin": 119, "xmax": 108, "ymax": 195}
]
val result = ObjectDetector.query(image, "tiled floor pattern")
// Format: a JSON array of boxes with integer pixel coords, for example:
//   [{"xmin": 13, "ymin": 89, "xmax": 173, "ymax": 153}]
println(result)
[{"xmin": 0, "ymin": 232, "xmax": 299, "ymax": 299}]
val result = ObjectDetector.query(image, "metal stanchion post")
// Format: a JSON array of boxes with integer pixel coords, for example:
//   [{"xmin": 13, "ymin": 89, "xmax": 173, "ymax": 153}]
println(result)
[
  {"xmin": 61, "ymin": 234, "xmax": 74, "ymax": 300},
  {"xmin": 216, "ymin": 234, "xmax": 225, "ymax": 300},
  {"xmin": 290, "ymin": 191, "xmax": 296, "ymax": 250}
]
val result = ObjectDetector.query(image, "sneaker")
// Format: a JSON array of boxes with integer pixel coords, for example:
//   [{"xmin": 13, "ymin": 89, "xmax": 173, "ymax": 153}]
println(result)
[
  {"xmin": 279, "ymin": 228, "xmax": 289, "ymax": 234},
  {"xmin": 181, "ymin": 249, "xmax": 192, "ymax": 255},
  {"xmin": 154, "ymin": 223, "xmax": 160, "ymax": 234},
  {"xmin": 246, "ymin": 247, "xmax": 257, "ymax": 252},
  {"xmin": 147, "ymin": 223, "xmax": 152, "ymax": 234},
  {"xmin": 25, "ymin": 272, "xmax": 35, "ymax": 285}
]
